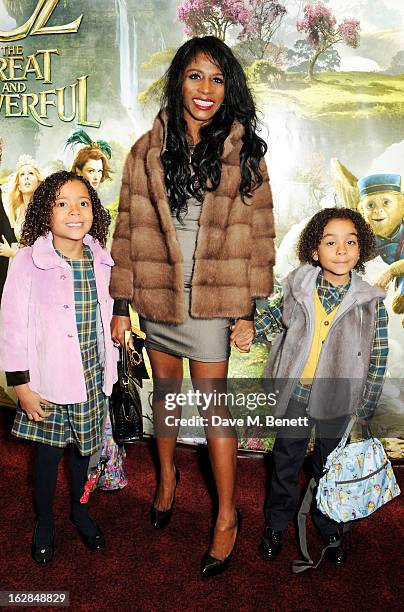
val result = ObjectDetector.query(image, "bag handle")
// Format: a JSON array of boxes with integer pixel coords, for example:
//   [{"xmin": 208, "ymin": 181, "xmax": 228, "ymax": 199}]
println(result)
[
  {"xmin": 361, "ymin": 423, "xmax": 372, "ymax": 440},
  {"xmin": 291, "ymin": 477, "xmax": 350, "ymax": 574},
  {"xmin": 337, "ymin": 415, "xmax": 357, "ymax": 450},
  {"xmin": 120, "ymin": 333, "xmax": 129, "ymax": 379},
  {"xmin": 292, "ymin": 477, "xmax": 316, "ymax": 570},
  {"xmin": 322, "ymin": 415, "xmax": 357, "ymax": 472},
  {"xmin": 333, "ymin": 415, "xmax": 374, "ymax": 459}
]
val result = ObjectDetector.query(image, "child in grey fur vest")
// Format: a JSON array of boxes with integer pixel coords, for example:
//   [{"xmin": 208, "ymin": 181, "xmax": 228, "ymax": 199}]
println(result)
[{"xmin": 255, "ymin": 208, "xmax": 388, "ymax": 566}]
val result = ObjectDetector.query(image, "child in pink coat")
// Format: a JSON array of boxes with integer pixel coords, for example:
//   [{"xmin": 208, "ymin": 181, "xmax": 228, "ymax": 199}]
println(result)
[{"xmin": 0, "ymin": 171, "xmax": 118, "ymax": 564}]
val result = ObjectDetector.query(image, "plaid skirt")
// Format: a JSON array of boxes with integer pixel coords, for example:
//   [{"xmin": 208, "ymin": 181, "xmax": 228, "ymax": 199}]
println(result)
[
  {"xmin": 12, "ymin": 245, "xmax": 105, "ymax": 457},
  {"xmin": 12, "ymin": 344, "xmax": 105, "ymax": 456}
]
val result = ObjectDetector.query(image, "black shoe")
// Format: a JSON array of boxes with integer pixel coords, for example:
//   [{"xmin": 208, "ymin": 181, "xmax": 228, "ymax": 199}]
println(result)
[
  {"xmin": 324, "ymin": 533, "xmax": 347, "ymax": 564},
  {"xmin": 31, "ymin": 524, "xmax": 54, "ymax": 565},
  {"xmin": 70, "ymin": 516, "xmax": 105, "ymax": 551},
  {"xmin": 259, "ymin": 526, "xmax": 283, "ymax": 560},
  {"xmin": 201, "ymin": 510, "xmax": 242, "ymax": 578},
  {"xmin": 151, "ymin": 468, "xmax": 180, "ymax": 529}
]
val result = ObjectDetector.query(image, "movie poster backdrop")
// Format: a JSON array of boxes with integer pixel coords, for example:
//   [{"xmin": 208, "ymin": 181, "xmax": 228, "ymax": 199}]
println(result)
[{"xmin": 0, "ymin": 0, "xmax": 403, "ymax": 458}]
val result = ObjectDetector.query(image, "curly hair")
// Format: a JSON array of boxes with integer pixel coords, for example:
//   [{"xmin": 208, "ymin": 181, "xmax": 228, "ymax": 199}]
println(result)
[
  {"xmin": 160, "ymin": 36, "xmax": 267, "ymax": 220},
  {"xmin": 297, "ymin": 207, "xmax": 376, "ymax": 274},
  {"xmin": 20, "ymin": 171, "xmax": 111, "ymax": 248}
]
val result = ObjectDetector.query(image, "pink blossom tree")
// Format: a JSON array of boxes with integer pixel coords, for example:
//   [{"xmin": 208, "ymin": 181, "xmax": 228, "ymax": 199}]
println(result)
[
  {"xmin": 177, "ymin": 0, "xmax": 250, "ymax": 41},
  {"xmin": 241, "ymin": 1, "xmax": 287, "ymax": 60},
  {"xmin": 297, "ymin": 2, "xmax": 360, "ymax": 80}
]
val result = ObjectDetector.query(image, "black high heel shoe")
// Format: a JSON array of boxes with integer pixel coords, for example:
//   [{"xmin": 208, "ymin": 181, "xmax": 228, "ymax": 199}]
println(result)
[
  {"xmin": 201, "ymin": 509, "xmax": 242, "ymax": 578},
  {"xmin": 31, "ymin": 523, "xmax": 55, "ymax": 565},
  {"xmin": 150, "ymin": 468, "xmax": 180, "ymax": 529}
]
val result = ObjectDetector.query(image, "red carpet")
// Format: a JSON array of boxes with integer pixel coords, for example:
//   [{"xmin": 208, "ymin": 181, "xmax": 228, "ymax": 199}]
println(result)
[{"xmin": 0, "ymin": 409, "xmax": 403, "ymax": 611}]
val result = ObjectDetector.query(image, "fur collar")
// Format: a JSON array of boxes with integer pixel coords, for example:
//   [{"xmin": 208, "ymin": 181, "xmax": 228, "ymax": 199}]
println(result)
[
  {"xmin": 143, "ymin": 112, "xmax": 245, "ymax": 267},
  {"xmin": 286, "ymin": 264, "xmax": 385, "ymax": 306},
  {"xmin": 148, "ymin": 110, "xmax": 245, "ymax": 161}
]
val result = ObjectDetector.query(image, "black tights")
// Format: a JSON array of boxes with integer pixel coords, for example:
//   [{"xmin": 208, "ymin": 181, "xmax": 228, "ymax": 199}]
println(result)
[{"xmin": 34, "ymin": 443, "xmax": 97, "ymax": 545}]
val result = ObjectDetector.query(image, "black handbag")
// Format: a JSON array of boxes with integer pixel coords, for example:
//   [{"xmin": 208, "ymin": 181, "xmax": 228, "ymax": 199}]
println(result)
[{"xmin": 109, "ymin": 330, "xmax": 149, "ymax": 444}]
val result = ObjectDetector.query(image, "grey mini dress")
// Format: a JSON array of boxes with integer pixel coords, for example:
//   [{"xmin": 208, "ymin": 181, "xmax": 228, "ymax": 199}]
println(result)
[{"xmin": 139, "ymin": 194, "xmax": 232, "ymax": 362}]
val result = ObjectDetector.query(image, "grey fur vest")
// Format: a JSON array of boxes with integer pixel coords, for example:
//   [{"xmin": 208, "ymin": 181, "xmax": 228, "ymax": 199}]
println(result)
[{"xmin": 264, "ymin": 265, "xmax": 386, "ymax": 419}]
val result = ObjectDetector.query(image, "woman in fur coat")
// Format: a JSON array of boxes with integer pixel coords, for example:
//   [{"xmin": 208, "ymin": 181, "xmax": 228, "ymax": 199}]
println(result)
[{"xmin": 110, "ymin": 36, "xmax": 275, "ymax": 577}]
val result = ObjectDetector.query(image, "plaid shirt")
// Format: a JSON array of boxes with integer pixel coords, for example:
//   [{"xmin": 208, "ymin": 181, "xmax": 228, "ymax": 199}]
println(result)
[{"xmin": 256, "ymin": 271, "xmax": 388, "ymax": 417}]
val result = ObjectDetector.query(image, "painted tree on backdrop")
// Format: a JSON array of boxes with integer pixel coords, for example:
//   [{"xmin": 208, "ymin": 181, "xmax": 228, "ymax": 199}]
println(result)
[
  {"xmin": 297, "ymin": 2, "xmax": 360, "ymax": 80},
  {"xmin": 240, "ymin": 1, "xmax": 287, "ymax": 59},
  {"xmin": 177, "ymin": 0, "xmax": 287, "ymax": 54},
  {"xmin": 287, "ymin": 39, "xmax": 341, "ymax": 72},
  {"xmin": 177, "ymin": 0, "xmax": 250, "ymax": 40}
]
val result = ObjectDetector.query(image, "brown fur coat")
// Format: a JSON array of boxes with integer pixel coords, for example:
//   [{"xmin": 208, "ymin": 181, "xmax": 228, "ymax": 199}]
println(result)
[{"xmin": 110, "ymin": 113, "xmax": 275, "ymax": 324}]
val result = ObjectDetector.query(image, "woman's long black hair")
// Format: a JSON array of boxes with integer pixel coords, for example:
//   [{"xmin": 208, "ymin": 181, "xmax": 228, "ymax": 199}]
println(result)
[{"xmin": 160, "ymin": 36, "xmax": 267, "ymax": 220}]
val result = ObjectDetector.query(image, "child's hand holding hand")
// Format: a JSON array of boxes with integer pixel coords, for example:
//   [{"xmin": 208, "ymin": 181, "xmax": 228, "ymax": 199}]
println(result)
[
  {"xmin": 230, "ymin": 320, "xmax": 255, "ymax": 353},
  {"xmin": 14, "ymin": 384, "xmax": 52, "ymax": 421}
]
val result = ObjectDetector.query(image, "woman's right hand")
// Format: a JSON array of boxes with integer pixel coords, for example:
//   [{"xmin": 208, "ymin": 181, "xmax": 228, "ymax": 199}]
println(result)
[
  {"xmin": 111, "ymin": 315, "xmax": 131, "ymax": 347},
  {"xmin": 14, "ymin": 384, "xmax": 52, "ymax": 421}
]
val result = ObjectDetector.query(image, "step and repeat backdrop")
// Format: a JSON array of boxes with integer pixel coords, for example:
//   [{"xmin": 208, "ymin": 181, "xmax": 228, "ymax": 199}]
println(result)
[{"xmin": 0, "ymin": 0, "xmax": 403, "ymax": 457}]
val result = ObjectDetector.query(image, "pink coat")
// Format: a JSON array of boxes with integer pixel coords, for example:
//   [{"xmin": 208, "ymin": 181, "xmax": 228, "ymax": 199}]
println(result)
[{"xmin": 0, "ymin": 233, "xmax": 118, "ymax": 404}]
